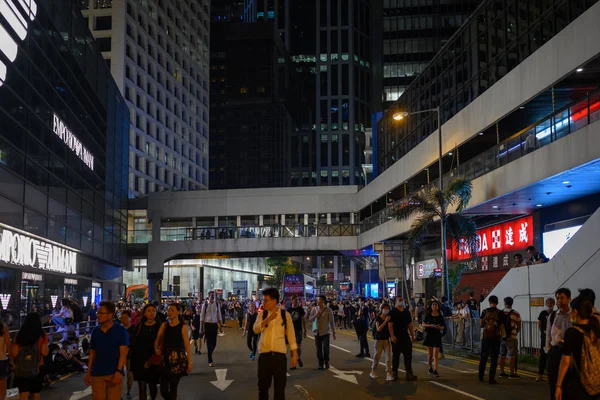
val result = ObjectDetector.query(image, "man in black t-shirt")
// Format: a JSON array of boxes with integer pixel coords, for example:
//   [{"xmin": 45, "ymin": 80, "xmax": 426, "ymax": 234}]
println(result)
[
  {"xmin": 355, "ymin": 297, "xmax": 371, "ymax": 358},
  {"xmin": 478, "ymin": 295, "xmax": 506, "ymax": 384},
  {"xmin": 466, "ymin": 292, "xmax": 478, "ymax": 318},
  {"xmin": 526, "ymin": 245, "xmax": 549, "ymax": 265},
  {"xmin": 388, "ymin": 296, "xmax": 417, "ymax": 381},
  {"xmin": 287, "ymin": 295, "xmax": 306, "ymax": 369}
]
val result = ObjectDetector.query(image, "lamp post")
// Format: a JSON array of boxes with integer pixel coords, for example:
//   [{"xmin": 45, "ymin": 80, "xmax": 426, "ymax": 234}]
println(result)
[{"xmin": 392, "ymin": 106, "xmax": 450, "ymax": 299}]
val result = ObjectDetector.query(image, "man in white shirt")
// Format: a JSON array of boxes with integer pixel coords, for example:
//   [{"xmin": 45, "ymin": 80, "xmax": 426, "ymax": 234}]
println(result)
[
  {"xmin": 200, "ymin": 291, "xmax": 223, "ymax": 367},
  {"xmin": 253, "ymin": 288, "xmax": 297, "ymax": 400}
]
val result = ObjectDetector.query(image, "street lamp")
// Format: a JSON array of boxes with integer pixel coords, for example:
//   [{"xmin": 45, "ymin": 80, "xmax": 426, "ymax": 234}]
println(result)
[{"xmin": 392, "ymin": 106, "xmax": 450, "ymax": 299}]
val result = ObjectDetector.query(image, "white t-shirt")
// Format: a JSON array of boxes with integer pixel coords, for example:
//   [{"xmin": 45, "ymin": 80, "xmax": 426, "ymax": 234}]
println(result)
[{"xmin": 60, "ymin": 306, "xmax": 73, "ymax": 319}]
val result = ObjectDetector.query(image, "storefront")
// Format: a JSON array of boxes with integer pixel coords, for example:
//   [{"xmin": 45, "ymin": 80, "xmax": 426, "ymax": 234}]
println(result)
[
  {"xmin": 449, "ymin": 215, "xmax": 535, "ymax": 302},
  {"xmin": 0, "ymin": 223, "xmax": 121, "ymax": 328}
]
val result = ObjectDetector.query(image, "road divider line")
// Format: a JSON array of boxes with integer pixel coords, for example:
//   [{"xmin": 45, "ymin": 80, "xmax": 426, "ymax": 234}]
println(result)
[
  {"xmin": 429, "ymin": 381, "xmax": 486, "ymax": 400},
  {"xmin": 295, "ymin": 385, "xmax": 315, "ymax": 400}
]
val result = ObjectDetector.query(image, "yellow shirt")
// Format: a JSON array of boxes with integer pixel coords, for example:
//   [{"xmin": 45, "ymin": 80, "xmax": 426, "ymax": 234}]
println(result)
[{"xmin": 253, "ymin": 309, "xmax": 297, "ymax": 354}]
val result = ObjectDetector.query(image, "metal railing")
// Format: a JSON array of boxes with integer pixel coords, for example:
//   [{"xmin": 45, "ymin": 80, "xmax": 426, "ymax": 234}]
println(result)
[
  {"xmin": 422, "ymin": 317, "xmax": 543, "ymax": 357},
  {"xmin": 9, "ymin": 320, "xmax": 98, "ymax": 345},
  {"xmin": 361, "ymin": 87, "xmax": 600, "ymax": 233},
  {"xmin": 128, "ymin": 224, "xmax": 359, "ymax": 243}
]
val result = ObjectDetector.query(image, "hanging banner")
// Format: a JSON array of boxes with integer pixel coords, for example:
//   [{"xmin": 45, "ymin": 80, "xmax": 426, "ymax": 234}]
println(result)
[{"xmin": 451, "ymin": 215, "xmax": 533, "ymax": 261}]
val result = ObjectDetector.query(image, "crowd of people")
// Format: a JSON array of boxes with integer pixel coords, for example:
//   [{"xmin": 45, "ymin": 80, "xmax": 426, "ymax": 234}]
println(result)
[{"xmin": 1, "ymin": 284, "xmax": 599, "ymax": 400}]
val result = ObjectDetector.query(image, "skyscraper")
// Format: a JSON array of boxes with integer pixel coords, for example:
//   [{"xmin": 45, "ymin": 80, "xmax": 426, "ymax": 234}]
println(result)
[
  {"xmin": 245, "ymin": 0, "xmax": 371, "ymax": 186},
  {"xmin": 81, "ymin": 0, "xmax": 210, "ymax": 196}
]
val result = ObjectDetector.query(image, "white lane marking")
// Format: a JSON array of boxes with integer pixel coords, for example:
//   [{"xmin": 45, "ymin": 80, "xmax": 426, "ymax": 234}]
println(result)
[
  {"xmin": 306, "ymin": 335, "xmax": 351, "ymax": 354},
  {"xmin": 429, "ymin": 381, "xmax": 486, "ymax": 400},
  {"xmin": 287, "ymin": 372, "xmax": 291, "ymax": 376},
  {"xmin": 329, "ymin": 365, "xmax": 363, "ymax": 384},
  {"xmin": 295, "ymin": 385, "xmax": 315, "ymax": 400},
  {"xmin": 210, "ymin": 368, "xmax": 234, "ymax": 391},
  {"xmin": 420, "ymin": 361, "xmax": 474, "ymax": 374},
  {"xmin": 68, "ymin": 387, "xmax": 92, "ymax": 400}
]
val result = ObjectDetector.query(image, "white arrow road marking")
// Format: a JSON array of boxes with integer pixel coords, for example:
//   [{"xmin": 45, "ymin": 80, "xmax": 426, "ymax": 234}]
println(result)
[
  {"xmin": 295, "ymin": 385, "xmax": 315, "ymax": 400},
  {"xmin": 210, "ymin": 369, "xmax": 234, "ymax": 391},
  {"xmin": 420, "ymin": 361, "xmax": 474, "ymax": 374},
  {"xmin": 328, "ymin": 365, "xmax": 363, "ymax": 384},
  {"xmin": 287, "ymin": 372, "xmax": 291, "ymax": 376},
  {"xmin": 68, "ymin": 387, "xmax": 92, "ymax": 400}
]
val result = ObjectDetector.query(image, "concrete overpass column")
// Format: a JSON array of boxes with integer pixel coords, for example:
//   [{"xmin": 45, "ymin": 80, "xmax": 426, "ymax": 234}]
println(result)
[
  {"xmin": 350, "ymin": 260, "xmax": 356, "ymax": 287},
  {"xmin": 259, "ymin": 215, "xmax": 264, "ymax": 226},
  {"xmin": 350, "ymin": 213, "xmax": 355, "ymax": 224},
  {"xmin": 236, "ymin": 216, "xmax": 241, "ymax": 226},
  {"xmin": 281, "ymin": 215, "xmax": 286, "ymax": 226},
  {"xmin": 148, "ymin": 210, "xmax": 163, "ymax": 302},
  {"xmin": 214, "ymin": 217, "xmax": 218, "ymax": 227},
  {"xmin": 327, "ymin": 213, "xmax": 332, "ymax": 224},
  {"xmin": 303, "ymin": 214, "xmax": 309, "ymax": 225}
]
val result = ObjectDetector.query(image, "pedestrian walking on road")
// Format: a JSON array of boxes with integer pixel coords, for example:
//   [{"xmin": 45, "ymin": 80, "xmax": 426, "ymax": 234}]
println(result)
[
  {"xmin": 13, "ymin": 313, "xmax": 49, "ymax": 400},
  {"xmin": 389, "ymin": 296, "xmax": 417, "ymax": 382},
  {"xmin": 200, "ymin": 291, "xmax": 224, "ymax": 367},
  {"xmin": 499, "ymin": 297, "xmax": 522, "ymax": 379},
  {"xmin": 547, "ymin": 288, "xmax": 572, "ymax": 400},
  {"xmin": 155, "ymin": 303, "xmax": 192, "ymax": 400},
  {"xmin": 253, "ymin": 288, "xmax": 297, "ymax": 400},
  {"xmin": 478, "ymin": 295, "xmax": 506, "ymax": 385},
  {"xmin": 191, "ymin": 305, "xmax": 203, "ymax": 355},
  {"xmin": 422, "ymin": 300, "xmax": 445, "ymax": 378},
  {"xmin": 130, "ymin": 304, "xmax": 160, "ymax": 400},
  {"xmin": 243, "ymin": 302, "xmax": 260, "ymax": 361},
  {"xmin": 370, "ymin": 303, "xmax": 393, "ymax": 381},
  {"xmin": 555, "ymin": 294, "xmax": 600, "ymax": 400},
  {"xmin": 537, "ymin": 297, "xmax": 555, "ymax": 382},
  {"xmin": 308, "ymin": 295, "xmax": 336, "ymax": 370},
  {"xmin": 287, "ymin": 295, "xmax": 306, "ymax": 369},
  {"xmin": 354, "ymin": 297, "xmax": 371, "ymax": 358},
  {"xmin": 85, "ymin": 301, "xmax": 129, "ymax": 400},
  {"xmin": 119, "ymin": 310, "xmax": 136, "ymax": 400}
]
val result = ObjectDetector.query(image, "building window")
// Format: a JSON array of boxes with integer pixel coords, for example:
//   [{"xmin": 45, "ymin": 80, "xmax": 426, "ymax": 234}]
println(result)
[
  {"xmin": 257, "ymin": 86, "xmax": 265, "ymax": 93},
  {"xmin": 95, "ymin": 16, "xmax": 112, "ymax": 30},
  {"xmin": 96, "ymin": 37, "xmax": 111, "ymax": 52},
  {"xmin": 240, "ymin": 87, "xmax": 248, "ymax": 94}
]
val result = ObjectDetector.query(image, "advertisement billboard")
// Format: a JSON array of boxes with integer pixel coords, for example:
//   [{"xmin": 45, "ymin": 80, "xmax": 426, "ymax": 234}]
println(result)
[
  {"xmin": 451, "ymin": 215, "xmax": 534, "ymax": 261},
  {"xmin": 283, "ymin": 274, "xmax": 304, "ymax": 296},
  {"xmin": 543, "ymin": 225, "xmax": 582, "ymax": 259}
]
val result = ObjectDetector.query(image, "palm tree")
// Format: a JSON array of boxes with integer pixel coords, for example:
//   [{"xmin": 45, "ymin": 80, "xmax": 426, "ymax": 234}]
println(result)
[{"xmin": 390, "ymin": 178, "xmax": 479, "ymax": 300}]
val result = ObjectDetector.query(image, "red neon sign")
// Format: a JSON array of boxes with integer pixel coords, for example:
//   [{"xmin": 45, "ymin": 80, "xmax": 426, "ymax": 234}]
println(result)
[{"xmin": 450, "ymin": 215, "xmax": 534, "ymax": 261}]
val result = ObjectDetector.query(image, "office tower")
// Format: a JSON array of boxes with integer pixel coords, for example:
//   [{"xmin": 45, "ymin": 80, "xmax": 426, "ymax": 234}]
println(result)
[
  {"xmin": 246, "ymin": 0, "xmax": 371, "ymax": 186},
  {"xmin": 81, "ymin": 0, "xmax": 210, "ymax": 196},
  {"xmin": 209, "ymin": 23, "xmax": 302, "ymax": 189}
]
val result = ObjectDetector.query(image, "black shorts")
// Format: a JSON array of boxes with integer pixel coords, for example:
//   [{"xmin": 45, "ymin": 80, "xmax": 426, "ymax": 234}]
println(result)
[
  {"xmin": 14, "ymin": 374, "xmax": 43, "ymax": 394},
  {"xmin": 0, "ymin": 359, "xmax": 10, "ymax": 378}
]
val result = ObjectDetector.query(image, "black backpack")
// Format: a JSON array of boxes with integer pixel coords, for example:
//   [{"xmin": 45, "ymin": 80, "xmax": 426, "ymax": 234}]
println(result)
[
  {"xmin": 15, "ymin": 343, "xmax": 39, "ymax": 377},
  {"xmin": 504, "ymin": 310, "xmax": 514, "ymax": 338}
]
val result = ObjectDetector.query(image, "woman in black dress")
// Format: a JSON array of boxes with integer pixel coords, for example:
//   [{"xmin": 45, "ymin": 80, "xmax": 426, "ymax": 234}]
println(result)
[
  {"xmin": 155, "ymin": 303, "xmax": 193, "ymax": 400},
  {"xmin": 422, "ymin": 300, "xmax": 445, "ymax": 378},
  {"xmin": 130, "ymin": 304, "xmax": 160, "ymax": 400}
]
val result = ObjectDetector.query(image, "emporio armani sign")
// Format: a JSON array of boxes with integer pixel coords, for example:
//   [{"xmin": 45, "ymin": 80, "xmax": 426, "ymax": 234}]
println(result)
[
  {"xmin": 52, "ymin": 113, "xmax": 95, "ymax": 170},
  {"xmin": 0, "ymin": 0, "xmax": 38, "ymax": 87},
  {"xmin": 0, "ymin": 225, "xmax": 77, "ymax": 274}
]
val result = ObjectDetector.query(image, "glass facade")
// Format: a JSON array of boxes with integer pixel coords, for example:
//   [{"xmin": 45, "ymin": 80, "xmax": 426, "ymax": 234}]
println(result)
[
  {"xmin": 378, "ymin": 0, "xmax": 599, "ymax": 173},
  {"xmin": 0, "ymin": 0, "xmax": 128, "ymax": 325}
]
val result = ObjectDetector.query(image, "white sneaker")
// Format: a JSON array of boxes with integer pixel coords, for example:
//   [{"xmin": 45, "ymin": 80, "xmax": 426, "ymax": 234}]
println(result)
[
  {"xmin": 369, "ymin": 371, "xmax": 377, "ymax": 379},
  {"xmin": 386, "ymin": 374, "xmax": 394, "ymax": 381}
]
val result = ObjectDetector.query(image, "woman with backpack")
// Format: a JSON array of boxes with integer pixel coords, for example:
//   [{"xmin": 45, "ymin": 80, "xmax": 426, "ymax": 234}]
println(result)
[
  {"xmin": 154, "ymin": 303, "xmax": 192, "ymax": 400},
  {"xmin": 130, "ymin": 304, "xmax": 161, "ymax": 400},
  {"xmin": 555, "ymin": 295, "xmax": 600, "ymax": 400},
  {"xmin": 12, "ymin": 313, "xmax": 49, "ymax": 400},
  {"xmin": 0, "ymin": 318, "xmax": 12, "ymax": 400},
  {"xmin": 422, "ymin": 300, "xmax": 445, "ymax": 378}
]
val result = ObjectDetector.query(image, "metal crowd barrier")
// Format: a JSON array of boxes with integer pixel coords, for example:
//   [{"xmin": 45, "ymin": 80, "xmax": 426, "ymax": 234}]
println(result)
[{"xmin": 9, "ymin": 320, "xmax": 98, "ymax": 345}]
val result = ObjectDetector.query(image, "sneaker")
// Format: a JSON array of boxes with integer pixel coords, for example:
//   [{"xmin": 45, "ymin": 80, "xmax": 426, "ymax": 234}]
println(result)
[
  {"xmin": 428, "ymin": 367, "xmax": 434, "ymax": 376},
  {"xmin": 392, "ymin": 372, "xmax": 398, "ymax": 381},
  {"xmin": 499, "ymin": 373, "xmax": 509, "ymax": 378},
  {"xmin": 535, "ymin": 376, "xmax": 544, "ymax": 382},
  {"xmin": 406, "ymin": 372, "xmax": 418, "ymax": 381},
  {"xmin": 386, "ymin": 374, "xmax": 394, "ymax": 381},
  {"xmin": 250, "ymin": 351, "xmax": 254, "ymax": 359},
  {"xmin": 369, "ymin": 371, "xmax": 378, "ymax": 379},
  {"xmin": 209, "ymin": 362, "xmax": 214, "ymax": 367},
  {"xmin": 298, "ymin": 359, "xmax": 303, "ymax": 368},
  {"xmin": 509, "ymin": 374, "xmax": 520, "ymax": 380},
  {"xmin": 433, "ymin": 370, "xmax": 440, "ymax": 378},
  {"xmin": 364, "ymin": 354, "xmax": 371, "ymax": 358},
  {"xmin": 355, "ymin": 353, "xmax": 365, "ymax": 358},
  {"xmin": 489, "ymin": 379, "xmax": 498, "ymax": 385},
  {"xmin": 318, "ymin": 366, "xmax": 325, "ymax": 370}
]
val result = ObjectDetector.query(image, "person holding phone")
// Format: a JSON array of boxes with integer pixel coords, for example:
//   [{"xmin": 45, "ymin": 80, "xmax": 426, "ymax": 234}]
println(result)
[{"xmin": 422, "ymin": 300, "xmax": 445, "ymax": 378}]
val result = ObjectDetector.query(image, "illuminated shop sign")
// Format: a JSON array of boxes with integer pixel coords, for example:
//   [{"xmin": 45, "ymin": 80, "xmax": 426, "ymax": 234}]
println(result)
[
  {"xmin": 0, "ymin": 225, "xmax": 77, "ymax": 274},
  {"xmin": 22, "ymin": 272, "xmax": 42, "ymax": 281},
  {"xmin": 64, "ymin": 278, "xmax": 78, "ymax": 285},
  {"xmin": 451, "ymin": 215, "xmax": 534, "ymax": 261},
  {"xmin": 52, "ymin": 113, "xmax": 95, "ymax": 170},
  {"xmin": 0, "ymin": 0, "xmax": 38, "ymax": 87}
]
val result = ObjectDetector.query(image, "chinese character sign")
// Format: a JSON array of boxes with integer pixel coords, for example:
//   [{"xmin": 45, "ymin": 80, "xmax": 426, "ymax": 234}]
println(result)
[{"xmin": 450, "ymin": 215, "xmax": 534, "ymax": 261}]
